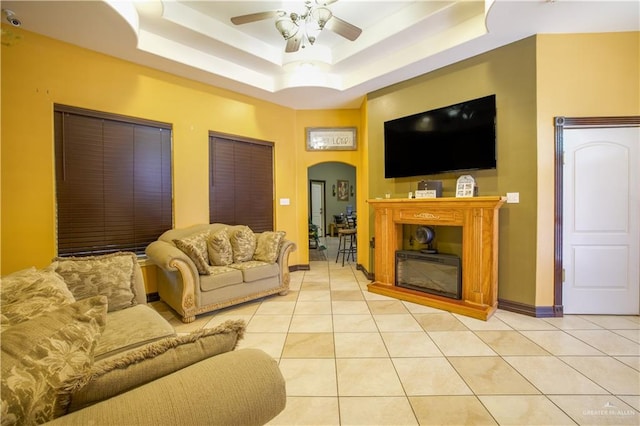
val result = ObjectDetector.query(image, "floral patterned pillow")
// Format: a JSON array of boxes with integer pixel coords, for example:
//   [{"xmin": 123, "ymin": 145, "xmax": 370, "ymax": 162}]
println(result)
[
  {"xmin": 174, "ymin": 231, "xmax": 211, "ymax": 275},
  {"xmin": 0, "ymin": 296, "xmax": 107, "ymax": 425},
  {"xmin": 207, "ymin": 229, "xmax": 233, "ymax": 266},
  {"xmin": 1, "ymin": 268, "xmax": 76, "ymax": 330},
  {"xmin": 229, "ymin": 226, "xmax": 257, "ymax": 263},
  {"xmin": 253, "ymin": 231, "xmax": 286, "ymax": 264},
  {"xmin": 52, "ymin": 252, "xmax": 139, "ymax": 312}
]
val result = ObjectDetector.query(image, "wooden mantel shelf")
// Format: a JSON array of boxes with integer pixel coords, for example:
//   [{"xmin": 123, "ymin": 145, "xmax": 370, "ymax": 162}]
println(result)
[{"xmin": 367, "ymin": 196, "xmax": 505, "ymax": 320}]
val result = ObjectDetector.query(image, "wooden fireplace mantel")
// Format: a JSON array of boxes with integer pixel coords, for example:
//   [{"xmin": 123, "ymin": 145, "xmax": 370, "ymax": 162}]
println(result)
[{"xmin": 367, "ymin": 196, "xmax": 505, "ymax": 320}]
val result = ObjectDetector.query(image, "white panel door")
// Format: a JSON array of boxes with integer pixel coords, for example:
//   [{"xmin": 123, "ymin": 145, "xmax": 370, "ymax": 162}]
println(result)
[
  {"xmin": 563, "ymin": 127, "xmax": 639, "ymax": 314},
  {"xmin": 311, "ymin": 181, "xmax": 324, "ymax": 236}
]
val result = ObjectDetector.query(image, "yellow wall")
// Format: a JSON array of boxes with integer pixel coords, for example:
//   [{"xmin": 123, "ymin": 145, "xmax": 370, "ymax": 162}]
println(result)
[
  {"xmin": 296, "ymin": 108, "xmax": 371, "ymax": 267},
  {"xmin": 359, "ymin": 100, "xmax": 371, "ymax": 269},
  {"xmin": 294, "ymin": 109, "xmax": 364, "ymax": 264},
  {"xmin": 365, "ymin": 32, "xmax": 640, "ymax": 308},
  {"xmin": 0, "ymin": 26, "xmax": 362, "ymax": 282},
  {"xmin": 534, "ymin": 32, "xmax": 640, "ymax": 305}
]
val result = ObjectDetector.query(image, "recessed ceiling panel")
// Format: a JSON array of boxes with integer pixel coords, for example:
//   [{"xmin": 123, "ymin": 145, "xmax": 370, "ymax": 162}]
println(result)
[{"xmin": 2, "ymin": 0, "xmax": 637, "ymax": 109}]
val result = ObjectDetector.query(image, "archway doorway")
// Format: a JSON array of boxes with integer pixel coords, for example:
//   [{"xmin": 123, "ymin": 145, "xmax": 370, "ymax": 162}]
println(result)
[{"xmin": 308, "ymin": 162, "xmax": 356, "ymax": 239}]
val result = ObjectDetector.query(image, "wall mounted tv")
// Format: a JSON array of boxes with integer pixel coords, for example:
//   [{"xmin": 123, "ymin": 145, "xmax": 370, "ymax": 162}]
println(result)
[{"xmin": 384, "ymin": 94, "xmax": 496, "ymax": 178}]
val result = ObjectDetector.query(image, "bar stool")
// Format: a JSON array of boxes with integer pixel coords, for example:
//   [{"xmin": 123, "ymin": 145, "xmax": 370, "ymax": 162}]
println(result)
[
  {"xmin": 330, "ymin": 214, "xmax": 347, "ymax": 237},
  {"xmin": 335, "ymin": 216, "xmax": 357, "ymax": 266}
]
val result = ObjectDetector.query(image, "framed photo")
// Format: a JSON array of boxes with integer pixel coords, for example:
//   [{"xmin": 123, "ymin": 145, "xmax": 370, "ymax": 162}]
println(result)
[
  {"xmin": 337, "ymin": 180, "xmax": 349, "ymax": 201},
  {"xmin": 306, "ymin": 127, "xmax": 357, "ymax": 151}
]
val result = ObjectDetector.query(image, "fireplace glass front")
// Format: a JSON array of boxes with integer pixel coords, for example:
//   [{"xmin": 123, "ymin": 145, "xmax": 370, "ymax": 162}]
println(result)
[{"xmin": 395, "ymin": 250, "xmax": 462, "ymax": 300}]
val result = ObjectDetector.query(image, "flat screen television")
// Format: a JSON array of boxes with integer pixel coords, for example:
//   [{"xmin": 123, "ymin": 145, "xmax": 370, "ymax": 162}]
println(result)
[{"xmin": 384, "ymin": 94, "xmax": 496, "ymax": 178}]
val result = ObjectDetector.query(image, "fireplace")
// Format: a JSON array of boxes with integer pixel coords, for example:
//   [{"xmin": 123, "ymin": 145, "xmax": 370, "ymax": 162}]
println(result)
[
  {"xmin": 367, "ymin": 197, "xmax": 505, "ymax": 320},
  {"xmin": 395, "ymin": 251, "xmax": 461, "ymax": 299}
]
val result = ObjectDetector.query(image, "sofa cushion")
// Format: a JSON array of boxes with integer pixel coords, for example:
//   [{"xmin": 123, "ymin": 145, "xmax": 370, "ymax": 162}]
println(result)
[
  {"xmin": 94, "ymin": 305, "xmax": 175, "ymax": 361},
  {"xmin": 230, "ymin": 261, "xmax": 280, "ymax": 283},
  {"xmin": 229, "ymin": 226, "xmax": 257, "ymax": 263},
  {"xmin": 51, "ymin": 252, "xmax": 139, "ymax": 312},
  {"xmin": 173, "ymin": 231, "xmax": 211, "ymax": 275},
  {"xmin": 207, "ymin": 228, "xmax": 233, "ymax": 266},
  {"xmin": 65, "ymin": 319, "xmax": 246, "ymax": 413},
  {"xmin": 200, "ymin": 267, "xmax": 244, "ymax": 292},
  {"xmin": 1, "ymin": 267, "xmax": 75, "ymax": 330},
  {"xmin": 0, "ymin": 296, "xmax": 107, "ymax": 425},
  {"xmin": 253, "ymin": 231, "xmax": 286, "ymax": 264}
]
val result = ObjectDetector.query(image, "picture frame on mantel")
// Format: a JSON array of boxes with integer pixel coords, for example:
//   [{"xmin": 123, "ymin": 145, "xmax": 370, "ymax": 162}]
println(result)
[
  {"xmin": 306, "ymin": 127, "xmax": 357, "ymax": 151},
  {"xmin": 456, "ymin": 175, "xmax": 477, "ymax": 198}
]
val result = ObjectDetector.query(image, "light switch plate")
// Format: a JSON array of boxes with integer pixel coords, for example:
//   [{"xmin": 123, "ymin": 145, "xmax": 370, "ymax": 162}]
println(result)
[
  {"xmin": 506, "ymin": 192, "xmax": 520, "ymax": 203},
  {"xmin": 279, "ymin": 198, "xmax": 290, "ymax": 206}
]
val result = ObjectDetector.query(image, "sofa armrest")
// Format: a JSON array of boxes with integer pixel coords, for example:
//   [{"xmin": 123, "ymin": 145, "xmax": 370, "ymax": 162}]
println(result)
[
  {"xmin": 277, "ymin": 239, "xmax": 297, "ymax": 288},
  {"xmin": 145, "ymin": 240, "xmax": 197, "ymax": 274},
  {"xmin": 46, "ymin": 349, "xmax": 286, "ymax": 426},
  {"xmin": 278, "ymin": 239, "xmax": 296, "ymax": 265},
  {"xmin": 145, "ymin": 240, "xmax": 200, "ymax": 322}
]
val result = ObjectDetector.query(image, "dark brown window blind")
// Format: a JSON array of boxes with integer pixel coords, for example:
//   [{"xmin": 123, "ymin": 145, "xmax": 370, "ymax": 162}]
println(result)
[
  {"xmin": 54, "ymin": 105, "xmax": 172, "ymax": 257},
  {"xmin": 209, "ymin": 133, "xmax": 274, "ymax": 232}
]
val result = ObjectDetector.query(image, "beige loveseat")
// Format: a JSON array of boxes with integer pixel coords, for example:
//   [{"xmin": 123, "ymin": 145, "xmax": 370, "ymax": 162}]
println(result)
[
  {"xmin": 1, "ymin": 253, "xmax": 286, "ymax": 426},
  {"xmin": 146, "ymin": 223, "xmax": 297, "ymax": 323}
]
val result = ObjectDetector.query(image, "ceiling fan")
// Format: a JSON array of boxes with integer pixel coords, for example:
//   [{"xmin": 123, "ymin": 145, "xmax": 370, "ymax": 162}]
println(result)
[{"xmin": 230, "ymin": 0, "xmax": 362, "ymax": 53}]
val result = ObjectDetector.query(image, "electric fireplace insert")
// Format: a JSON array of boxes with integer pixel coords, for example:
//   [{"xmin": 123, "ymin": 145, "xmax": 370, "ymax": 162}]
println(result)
[{"xmin": 395, "ymin": 250, "xmax": 462, "ymax": 300}]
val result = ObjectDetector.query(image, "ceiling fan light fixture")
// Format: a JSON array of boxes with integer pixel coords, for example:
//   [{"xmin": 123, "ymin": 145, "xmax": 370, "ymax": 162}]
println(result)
[
  {"xmin": 231, "ymin": 0, "xmax": 361, "ymax": 53},
  {"xmin": 304, "ymin": 21, "xmax": 320, "ymax": 45},
  {"xmin": 310, "ymin": 7, "xmax": 332, "ymax": 30},
  {"xmin": 275, "ymin": 17, "xmax": 298, "ymax": 40}
]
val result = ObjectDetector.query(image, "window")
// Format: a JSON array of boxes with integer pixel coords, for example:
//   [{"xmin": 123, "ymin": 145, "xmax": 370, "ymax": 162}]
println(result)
[
  {"xmin": 54, "ymin": 105, "xmax": 172, "ymax": 257},
  {"xmin": 209, "ymin": 133, "xmax": 274, "ymax": 232}
]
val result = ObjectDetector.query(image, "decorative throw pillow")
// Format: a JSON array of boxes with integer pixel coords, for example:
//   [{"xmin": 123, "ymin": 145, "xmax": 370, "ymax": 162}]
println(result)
[
  {"xmin": 0, "ymin": 267, "xmax": 36, "ymax": 298},
  {"xmin": 65, "ymin": 319, "xmax": 246, "ymax": 413},
  {"xmin": 207, "ymin": 228, "xmax": 233, "ymax": 266},
  {"xmin": 0, "ymin": 296, "xmax": 108, "ymax": 425},
  {"xmin": 253, "ymin": 231, "xmax": 286, "ymax": 264},
  {"xmin": 173, "ymin": 231, "xmax": 211, "ymax": 275},
  {"xmin": 51, "ymin": 252, "xmax": 138, "ymax": 312},
  {"xmin": 1, "ymin": 268, "xmax": 76, "ymax": 329},
  {"xmin": 229, "ymin": 226, "xmax": 257, "ymax": 263}
]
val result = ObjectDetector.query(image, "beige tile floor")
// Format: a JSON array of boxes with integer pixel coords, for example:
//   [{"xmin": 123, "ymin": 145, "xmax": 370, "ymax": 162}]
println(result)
[{"xmin": 153, "ymin": 237, "xmax": 640, "ymax": 425}]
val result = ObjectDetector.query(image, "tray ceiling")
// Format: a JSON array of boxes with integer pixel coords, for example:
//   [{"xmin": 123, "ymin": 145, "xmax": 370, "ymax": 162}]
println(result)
[{"xmin": 1, "ymin": 1, "xmax": 638, "ymax": 109}]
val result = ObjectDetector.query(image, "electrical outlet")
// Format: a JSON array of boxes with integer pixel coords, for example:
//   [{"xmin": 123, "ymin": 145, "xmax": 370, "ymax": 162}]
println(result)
[{"xmin": 506, "ymin": 192, "xmax": 520, "ymax": 203}]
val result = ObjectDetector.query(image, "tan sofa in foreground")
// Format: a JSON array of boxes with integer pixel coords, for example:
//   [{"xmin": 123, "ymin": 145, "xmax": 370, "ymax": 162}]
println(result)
[
  {"xmin": 146, "ymin": 223, "xmax": 297, "ymax": 323},
  {"xmin": 1, "ymin": 253, "xmax": 286, "ymax": 426}
]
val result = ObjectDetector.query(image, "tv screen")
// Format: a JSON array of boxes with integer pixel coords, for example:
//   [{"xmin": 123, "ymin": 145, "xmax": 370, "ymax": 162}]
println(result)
[{"xmin": 384, "ymin": 95, "xmax": 496, "ymax": 178}]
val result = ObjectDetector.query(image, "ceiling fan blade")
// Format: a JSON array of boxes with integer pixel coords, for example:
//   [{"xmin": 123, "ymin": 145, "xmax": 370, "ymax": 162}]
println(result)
[
  {"xmin": 325, "ymin": 16, "xmax": 362, "ymax": 41},
  {"xmin": 285, "ymin": 35, "xmax": 302, "ymax": 53},
  {"xmin": 230, "ymin": 11, "xmax": 282, "ymax": 25}
]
